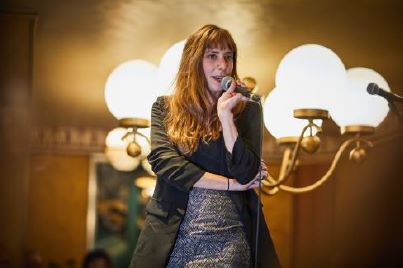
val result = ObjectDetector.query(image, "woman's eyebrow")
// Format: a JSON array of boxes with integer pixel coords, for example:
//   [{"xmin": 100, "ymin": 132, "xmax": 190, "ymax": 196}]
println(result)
[
  {"xmin": 205, "ymin": 48, "xmax": 232, "ymax": 54},
  {"xmin": 205, "ymin": 48, "xmax": 219, "ymax": 53}
]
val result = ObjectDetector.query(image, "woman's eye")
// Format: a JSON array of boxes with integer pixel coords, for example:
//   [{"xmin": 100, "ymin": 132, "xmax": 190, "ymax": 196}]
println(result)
[
  {"xmin": 224, "ymin": 55, "xmax": 233, "ymax": 61},
  {"xmin": 207, "ymin": 54, "xmax": 217, "ymax": 59}
]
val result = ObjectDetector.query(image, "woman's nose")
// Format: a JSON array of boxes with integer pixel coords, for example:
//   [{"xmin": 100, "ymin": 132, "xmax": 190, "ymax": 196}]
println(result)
[{"xmin": 217, "ymin": 56, "xmax": 227, "ymax": 69}]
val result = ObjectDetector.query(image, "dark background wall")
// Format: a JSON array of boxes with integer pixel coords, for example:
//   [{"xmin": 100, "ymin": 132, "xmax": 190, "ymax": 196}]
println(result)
[{"xmin": 0, "ymin": 11, "xmax": 35, "ymax": 267}]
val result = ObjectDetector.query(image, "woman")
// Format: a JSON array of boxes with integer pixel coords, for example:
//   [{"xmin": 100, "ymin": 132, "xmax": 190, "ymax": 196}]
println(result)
[{"xmin": 130, "ymin": 24, "xmax": 280, "ymax": 268}]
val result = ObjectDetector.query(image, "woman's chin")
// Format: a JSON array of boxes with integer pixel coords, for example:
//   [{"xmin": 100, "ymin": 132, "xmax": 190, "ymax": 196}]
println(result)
[{"xmin": 208, "ymin": 88, "xmax": 222, "ymax": 98}]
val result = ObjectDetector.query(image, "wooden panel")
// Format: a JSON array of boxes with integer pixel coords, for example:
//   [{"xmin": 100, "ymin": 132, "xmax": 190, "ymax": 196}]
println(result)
[
  {"xmin": 0, "ymin": 11, "xmax": 36, "ymax": 267},
  {"xmin": 27, "ymin": 154, "xmax": 89, "ymax": 267},
  {"xmin": 262, "ymin": 163, "xmax": 294, "ymax": 268},
  {"xmin": 292, "ymin": 138, "xmax": 403, "ymax": 267},
  {"xmin": 292, "ymin": 164, "xmax": 335, "ymax": 268}
]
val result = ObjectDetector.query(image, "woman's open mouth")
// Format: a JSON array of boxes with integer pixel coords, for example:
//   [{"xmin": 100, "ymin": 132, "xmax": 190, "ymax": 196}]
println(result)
[{"xmin": 212, "ymin": 76, "xmax": 224, "ymax": 83}]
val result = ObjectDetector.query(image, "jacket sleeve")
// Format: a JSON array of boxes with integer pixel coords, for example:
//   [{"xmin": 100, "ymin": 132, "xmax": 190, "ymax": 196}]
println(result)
[
  {"xmin": 225, "ymin": 101, "xmax": 262, "ymax": 185},
  {"xmin": 147, "ymin": 96, "xmax": 205, "ymax": 192}
]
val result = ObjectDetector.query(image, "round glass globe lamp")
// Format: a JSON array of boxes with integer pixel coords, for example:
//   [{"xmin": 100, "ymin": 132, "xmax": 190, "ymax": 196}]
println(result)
[
  {"xmin": 330, "ymin": 67, "xmax": 390, "ymax": 133},
  {"xmin": 263, "ymin": 87, "xmax": 322, "ymax": 142},
  {"xmin": 158, "ymin": 40, "xmax": 186, "ymax": 95},
  {"xmin": 275, "ymin": 44, "xmax": 346, "ymax": 112},
  {"xmin": 105, "ymin": 60, "xmax": 159, "ymax": 126}
]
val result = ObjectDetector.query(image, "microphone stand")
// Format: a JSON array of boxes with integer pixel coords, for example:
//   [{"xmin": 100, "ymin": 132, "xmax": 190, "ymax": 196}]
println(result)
[
  {"xmin": 367, "ymin": 84, "xmax": 403, "ymax": 121},
  {"xmin": 390, "ymin": 92, "xmax": 403, "ymax": 103},
  {"xmin": 388, "ymin": 101, "xmax": 402, "ymax": 121}
]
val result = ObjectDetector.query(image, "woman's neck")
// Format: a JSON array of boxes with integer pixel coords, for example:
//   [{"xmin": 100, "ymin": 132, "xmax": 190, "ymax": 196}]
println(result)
[{"xmin": 207, "ymin": 89, "xmax": 221, "ymax": 104}]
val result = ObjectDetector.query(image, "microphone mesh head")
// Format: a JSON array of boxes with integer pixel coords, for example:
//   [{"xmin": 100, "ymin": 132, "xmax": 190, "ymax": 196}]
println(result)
[
  {"xmin": 221, "ymin": 76, "xmax": 234, "ymax": 91},
  {"xmin": 367, "ymin": 82, "xmax": 378, "ymax": 95}
]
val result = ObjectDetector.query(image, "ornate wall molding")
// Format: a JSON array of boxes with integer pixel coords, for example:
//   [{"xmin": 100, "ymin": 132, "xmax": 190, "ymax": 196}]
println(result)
[
  {"xmin": 31, "ymin": 110, "xmax": 400, "ymax": 161},
  {"xmin": 31, "ymin": 126, "xmax": 109, "ymax": 154}
]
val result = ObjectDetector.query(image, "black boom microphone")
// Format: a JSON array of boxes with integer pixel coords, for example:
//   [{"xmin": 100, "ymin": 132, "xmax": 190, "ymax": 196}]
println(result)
[
  {"xmin": 367, "ymin": 83, "xmax": 403, "ymax": 103},
  {"xmin": 221, "ymin": 76, "xmax": 261, "ymax": 102}
]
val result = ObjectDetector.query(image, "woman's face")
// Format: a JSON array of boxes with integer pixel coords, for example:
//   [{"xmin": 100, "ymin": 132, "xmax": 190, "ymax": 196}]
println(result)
[{"xmin": 202, "ymin": 46, "xmax": 234, "ymax": 97}]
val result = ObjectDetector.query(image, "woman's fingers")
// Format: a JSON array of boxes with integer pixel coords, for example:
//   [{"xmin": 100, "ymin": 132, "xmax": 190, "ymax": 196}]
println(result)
[
  {"xmin": 247, "ymin": 179, "xmax": 261, "ymax": 189},
  {"xmin": 219, "ymin": 79, "xmax": 249, "ymax": 109},
  {"xmin": 217, "ymin": 92, "xmax": 244, "ymax": 117},
  {"xmin": 227, "ymin": 78, "xmax": 237, "ymax": 93},
  {"xmin": 253, "ymin": 161, "xmax": 269, "ymax": 181}
]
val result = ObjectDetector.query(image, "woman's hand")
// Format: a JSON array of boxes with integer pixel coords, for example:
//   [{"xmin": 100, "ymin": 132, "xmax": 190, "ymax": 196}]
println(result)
[
  {"xmin": 229, "ymin": 160, "xmax": 268, "ymax": 191},
  {"xmin": 255, "ymin": 160, "xmax": 268, "ymax": 181},
  {"xmin": 217, "ymin": 79, "xmax": 248, "ymax": 120},
  {"xmin": 229, "ymin": 177, "xmax": 260, "ymax": 191}
]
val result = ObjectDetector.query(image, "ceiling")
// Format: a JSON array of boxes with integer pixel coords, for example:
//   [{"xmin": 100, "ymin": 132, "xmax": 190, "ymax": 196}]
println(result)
[{"xmin": 2, "ymin": 0, "xmax": 402, "ymax": 129}]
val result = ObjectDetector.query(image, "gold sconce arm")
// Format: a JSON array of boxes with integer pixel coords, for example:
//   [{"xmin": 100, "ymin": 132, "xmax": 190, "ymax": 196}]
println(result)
[
  {"xmin": 121, "ymin": 126, "xmax": 151, "ymax": 159},
  {"xmin": 261, "ymin": 120, "xmax": 323, "ymax": 194},
  {"xmin": 261, "ymin": 117, "xmax": 403, "ymax": 196},
  {"xmin": 258, "ymin": 104, "xmax": 400, "ymax": 196},
  {"xmin": 131, "ymin": 128, "xmax": 151, "ymax": 145},
  {"xmin": 262, "ymin": 136, "xmax": 374, "ymax": 195},
  {"xmin": 115, "ymin": 116, "xmax": 151, "ymax": 159}
]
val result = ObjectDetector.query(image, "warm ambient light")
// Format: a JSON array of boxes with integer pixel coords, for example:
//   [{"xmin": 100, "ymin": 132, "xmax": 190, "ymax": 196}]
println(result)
[
  {"xmin": 104, "ymin": 127, "xmax": 153, "ymax": 172},
  {"xmin": 136, "ymin": 128, "xmax": 151, "ymax": 160},
  {"xmin": 275, "ymin": 44, "xmax": 346, "ymax": 111},
  {"xmin": 158, "ymin": 40, "xmax": 186, "ymax": 96},
  {"xmin": 330, "ymin": 67, "xmax": 390, "ymax": 133},
  {"xmin": 134, "ymin": 176, "xmax": 156, "ymax": 198},
  {"xmin": 260, "ymin": 43, "xmax": 398, "ymax": 195},
  {"xmin": 104, "ymin": 59, "xmax": 160, "ymax": 171},
  {"xmin": 263, "ymin": 87, "xmax": 322, "ymax": 141},
  {"xmin": 105, "ymin": 128, "xmax": 140, "ymax": 171},
  {"xmin": 104, "ymin": 60, "xmax": 160, "ymax": 125}
]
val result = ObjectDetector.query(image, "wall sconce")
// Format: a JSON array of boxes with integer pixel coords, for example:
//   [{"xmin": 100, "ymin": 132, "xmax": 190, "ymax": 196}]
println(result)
[
  {"xmin": 105, "ymin": 127, "xmax": 141, "ymax": 171},
  {"xmin": 261, "ymin": 44, "xmax": 398, "ymax": 195},
  {"xmin": 103, "ymin": 40, "xmax": 185, "ymax": 171},
  {"xmin": 104, "ymin": 127, "xmax": 152, "ymax": 172},
  {"xmin": 104, "ymin": 60, "xmax": 161, "ymax": 169}
]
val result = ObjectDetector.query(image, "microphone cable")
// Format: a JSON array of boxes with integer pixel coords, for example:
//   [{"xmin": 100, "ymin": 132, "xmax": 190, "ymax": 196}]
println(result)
[
  {"xmin": 221, "ymin": 77, "xmax": 265, "ymax": 267},
  {"xmin": 254, "ymin": 97, "xmax": 264, "ymax": 268}
]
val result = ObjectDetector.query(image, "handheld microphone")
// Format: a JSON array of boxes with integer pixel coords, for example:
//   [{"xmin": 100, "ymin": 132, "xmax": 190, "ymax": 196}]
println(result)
[
  {"xmin": 367, "ymin": 83, "xmax": 403, "ymax": 103},
  {"xmin": 221, "ymin": 76, "xmax": 261, "ymax": 102}
]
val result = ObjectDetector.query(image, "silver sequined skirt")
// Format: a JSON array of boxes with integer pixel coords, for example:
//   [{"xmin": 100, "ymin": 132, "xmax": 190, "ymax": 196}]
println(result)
[{"xmin": 166, "ymin": 188, "xmax": 250, "ymax": 267}]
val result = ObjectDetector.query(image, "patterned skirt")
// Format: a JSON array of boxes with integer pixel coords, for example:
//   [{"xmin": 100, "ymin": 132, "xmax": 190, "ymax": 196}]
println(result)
[{"xmin": 166, "ymin": 188, "xmax": 250, "ymax": 267}]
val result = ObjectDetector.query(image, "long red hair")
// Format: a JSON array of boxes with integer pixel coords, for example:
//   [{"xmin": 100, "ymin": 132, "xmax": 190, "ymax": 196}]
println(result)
[{"xmin": 165, "ymin": 24, "xmax": 245, "ymax": 154}]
